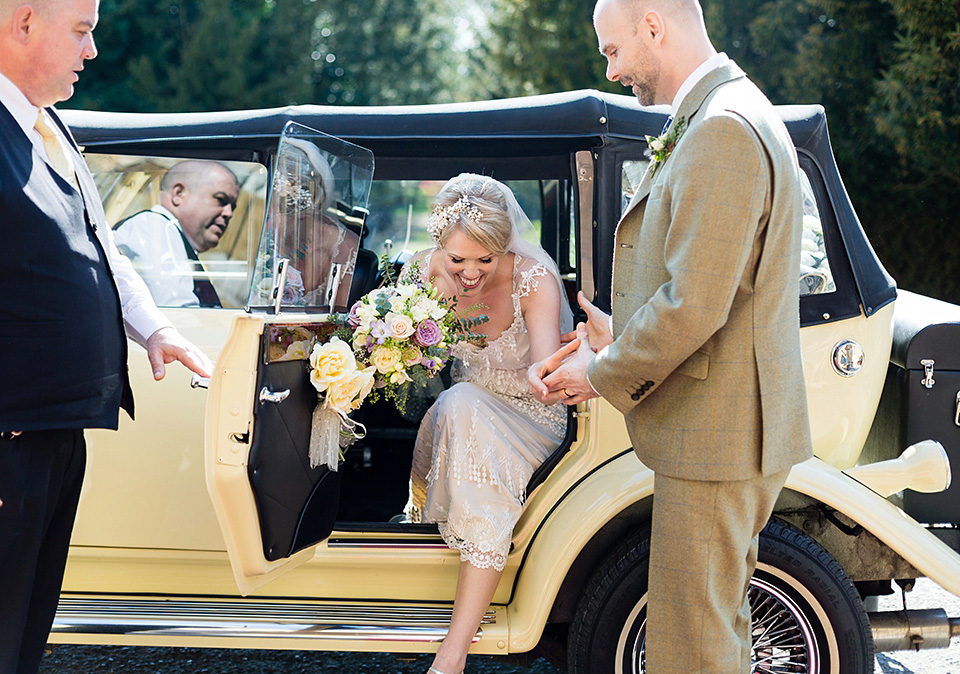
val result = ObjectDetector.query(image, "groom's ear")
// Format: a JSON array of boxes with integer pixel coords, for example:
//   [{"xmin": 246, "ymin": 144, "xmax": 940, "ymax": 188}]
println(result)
[{"xmin": 639, "ymin": 10, "xmax": 665, "ymax": 45}]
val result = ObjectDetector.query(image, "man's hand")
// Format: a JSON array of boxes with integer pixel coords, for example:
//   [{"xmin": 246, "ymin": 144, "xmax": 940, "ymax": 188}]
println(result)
[
  {"xmin": 576, "ymin": 291, "xmax": 614, "ymax": 352},
  {"xmin": 145, "ymin": 326, "xmax": 213, "ymax": 381}
]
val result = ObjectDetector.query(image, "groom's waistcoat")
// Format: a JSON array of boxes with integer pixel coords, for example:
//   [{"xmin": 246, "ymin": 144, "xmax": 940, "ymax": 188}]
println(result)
[{"xmin": 0, "ymin": 102, "xmax": 132, "ymax": 431}]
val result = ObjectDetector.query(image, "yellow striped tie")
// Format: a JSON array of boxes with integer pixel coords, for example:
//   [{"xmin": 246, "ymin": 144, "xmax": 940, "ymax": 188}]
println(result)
[{"xmin": 34, "ymin": 109, "xmax": 76, "ymax": 185}]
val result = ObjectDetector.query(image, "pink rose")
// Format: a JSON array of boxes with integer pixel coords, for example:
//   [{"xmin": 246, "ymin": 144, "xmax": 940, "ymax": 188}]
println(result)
[
  {"xmin": 414, "ymin": 319, "xmax": 442, "ymax": 347},
  {"xmin": 348, "ymin": 301, "xmax": 363, "ymax": 327}
]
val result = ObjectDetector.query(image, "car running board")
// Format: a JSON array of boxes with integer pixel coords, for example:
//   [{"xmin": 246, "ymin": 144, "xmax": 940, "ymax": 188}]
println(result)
[{"xmin": 50, "ymin": 596, "xmax": 503, "ymax": 651}]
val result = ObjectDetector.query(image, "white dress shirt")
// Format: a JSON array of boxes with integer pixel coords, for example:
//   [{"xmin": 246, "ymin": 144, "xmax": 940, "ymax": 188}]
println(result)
[
  {"xmin": 113, "ymin": 205, "xmax": 202, "ymax": 308},
  {"xmin": 0, "ymin": 71, "xmax": 172, "ymax": 344}
]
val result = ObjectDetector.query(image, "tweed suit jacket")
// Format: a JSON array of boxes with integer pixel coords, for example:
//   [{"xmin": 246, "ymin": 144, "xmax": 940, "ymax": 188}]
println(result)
[{"xmin": 587, "ymin": 62, "xmax": 813, "ymax": 481}]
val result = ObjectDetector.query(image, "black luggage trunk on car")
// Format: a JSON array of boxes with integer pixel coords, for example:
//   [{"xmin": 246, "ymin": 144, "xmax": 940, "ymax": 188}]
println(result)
[{"xmin": 870, "ymin": 291, "xmax": 960, "ymax": 526}]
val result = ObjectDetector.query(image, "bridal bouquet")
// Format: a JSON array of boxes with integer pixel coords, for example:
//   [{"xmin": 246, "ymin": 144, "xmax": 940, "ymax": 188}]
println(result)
[
  {"xmin": 346, "ymin": 267, "xmax": 485, "ymax": 410},
  {"xmin": 303, "ymin": 264, "xmax": 484, "ymax": 471}
]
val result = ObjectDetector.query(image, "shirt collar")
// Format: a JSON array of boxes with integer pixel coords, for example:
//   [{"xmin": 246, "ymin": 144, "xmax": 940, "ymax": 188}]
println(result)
[
  {"xmin": 151, "ymin": 204, "xmax": 177, "ymax": 222},
  {"xmin": 0, "ymin": 70, "xmax": 41, "ymax": 140},
  {"xmin": 670, "ymin": 52, "xmax": 730, "ymax": 119}
]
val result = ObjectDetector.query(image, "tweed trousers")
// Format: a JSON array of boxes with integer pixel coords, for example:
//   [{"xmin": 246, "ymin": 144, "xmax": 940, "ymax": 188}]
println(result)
[{"xmin": 644, "ymin": 468, "xmax": 789, "ymax": 673}]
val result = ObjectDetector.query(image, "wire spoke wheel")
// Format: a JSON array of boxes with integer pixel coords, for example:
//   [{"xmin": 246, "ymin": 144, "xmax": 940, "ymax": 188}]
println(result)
[
  {"xmin": 622, "ymin": 572, "xmax": 819, "ymax": 673},
  {"xmin": 568, "ymin": 519, "xmax": 873, "ymax": 674}
]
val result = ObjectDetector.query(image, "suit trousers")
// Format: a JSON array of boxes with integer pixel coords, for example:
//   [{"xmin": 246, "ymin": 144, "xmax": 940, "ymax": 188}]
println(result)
[
  {"xmin": 644, "ymin": 468, "xmax": 789, "ymax": 674},
  {"xmin": 0, "ymin": 429, "xmax": 86, "ymax": 674}
]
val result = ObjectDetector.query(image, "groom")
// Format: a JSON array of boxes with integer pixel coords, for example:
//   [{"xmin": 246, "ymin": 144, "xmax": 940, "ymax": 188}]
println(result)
[{"xmin": 529, "ymin": 0, "xmax": 813, "ymax": 670}]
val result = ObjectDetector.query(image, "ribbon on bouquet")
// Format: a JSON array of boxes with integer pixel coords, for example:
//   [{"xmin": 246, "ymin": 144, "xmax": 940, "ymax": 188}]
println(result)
[{"xmin": 308, "ymin": 403, "xmax": 367, "ymax": 472}]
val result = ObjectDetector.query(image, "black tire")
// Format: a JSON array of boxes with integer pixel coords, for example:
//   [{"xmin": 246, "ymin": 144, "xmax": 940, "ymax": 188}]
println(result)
[{"xmin": 567, "ymin": 518, "xmax": 874, "ymax": 673}]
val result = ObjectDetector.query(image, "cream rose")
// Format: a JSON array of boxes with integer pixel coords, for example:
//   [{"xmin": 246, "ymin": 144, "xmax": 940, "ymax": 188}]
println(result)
[
  {"xmin": 371, "ymin": 345, "xmax": 403, "ymax": 374},
  {"xmin": 284, "ymin": 340, "xmax": 311, "ymax": 361},
  {"xmin": 324, "ymin": 366, "xmax": 376, "ymax": 412},
  {"xmin": 384, "ymin": 312, "xmax": 415, "ymax": 339},
  {"xmin": 309, "ymin": 337, "xmax": 357, "ymax": 392}
]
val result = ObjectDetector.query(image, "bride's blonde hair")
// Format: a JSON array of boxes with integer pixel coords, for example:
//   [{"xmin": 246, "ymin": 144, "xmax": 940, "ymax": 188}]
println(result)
[{"xmin": 429, "ymin": 174, "xmax": 513, "ymax": 256}]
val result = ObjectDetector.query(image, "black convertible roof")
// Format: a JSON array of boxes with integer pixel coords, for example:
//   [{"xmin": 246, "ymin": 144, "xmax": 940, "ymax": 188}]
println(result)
[{"xmin": 62, "ymin": 89, "xmax": 826, "ymax": 148}]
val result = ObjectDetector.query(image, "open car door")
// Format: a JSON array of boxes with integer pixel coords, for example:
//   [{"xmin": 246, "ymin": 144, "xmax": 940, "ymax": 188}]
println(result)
[{"xmin": 205, "ymin": 122, "xmax": 374, "ymax": 595}]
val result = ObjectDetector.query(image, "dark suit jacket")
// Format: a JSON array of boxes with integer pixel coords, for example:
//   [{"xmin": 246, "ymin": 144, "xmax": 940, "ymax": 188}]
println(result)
[{"xmin": 0, "ymin": 102, "xmax": 132, "ymax": 430}]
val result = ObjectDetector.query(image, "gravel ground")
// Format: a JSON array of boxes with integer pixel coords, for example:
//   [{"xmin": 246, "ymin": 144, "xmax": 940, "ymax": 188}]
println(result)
[
  {"xmin": 38, "ymin": 648, "xmax": 563, "ymax": 673},
  {"xmin": 38, "ymin": 578, "xmax": 960, "ymax": 673}
]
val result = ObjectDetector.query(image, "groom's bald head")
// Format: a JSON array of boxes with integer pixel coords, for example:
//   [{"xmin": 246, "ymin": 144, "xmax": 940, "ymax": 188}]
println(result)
[
  {"xmin": 594, "ymin": 0, "xmax": 715, "ymax": 106},
  {"xmin": 594, "ymin": 0, "xmax": 703, "ymax": 27}
]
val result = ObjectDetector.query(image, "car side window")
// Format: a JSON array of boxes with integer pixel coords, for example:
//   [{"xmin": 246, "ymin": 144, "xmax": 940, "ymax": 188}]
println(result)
[
  {"xmin": 618, "ymin": 160, "xmax": 836, "ymax": 297},
  {"xmin": 798, "ymin": 169, "xmax": 835, "ymax": 296},
  {"xmin": 85, "ymin": 154, "xmax": 267, "ymax": 309}
]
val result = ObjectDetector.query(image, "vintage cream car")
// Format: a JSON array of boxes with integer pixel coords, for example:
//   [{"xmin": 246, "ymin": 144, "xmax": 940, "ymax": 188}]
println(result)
[{"xmin": 55, "ymin": 91, "xmax": 960, "ymax": 674}]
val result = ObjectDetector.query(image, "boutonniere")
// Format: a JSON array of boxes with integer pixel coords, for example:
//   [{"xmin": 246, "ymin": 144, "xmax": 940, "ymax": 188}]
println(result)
[{"xmin": 645, "ymin": 116, "xmax": 687, "ymax": 175}]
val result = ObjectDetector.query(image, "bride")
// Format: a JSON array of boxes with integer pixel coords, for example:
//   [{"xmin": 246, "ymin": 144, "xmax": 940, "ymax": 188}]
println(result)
[{"xmin": 400, "ymin": 173, "xmax": 573, "ymax": 674}]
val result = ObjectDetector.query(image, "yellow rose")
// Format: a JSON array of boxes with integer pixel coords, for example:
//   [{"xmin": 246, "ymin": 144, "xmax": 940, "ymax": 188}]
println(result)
[
  {"xmin": 371, "ymin": 345, "xmax": 403, "ymax": 374},
  {"xmin": 324, "ymin": 366, "xmax": 376, "ymax": 412},
  {"xmin": 309, "ymin": 336, "xmax": 357, "ymax": 392},
  {"xmin": 384, "ymin": 311, "xmax": 415, "ymax": 339}
]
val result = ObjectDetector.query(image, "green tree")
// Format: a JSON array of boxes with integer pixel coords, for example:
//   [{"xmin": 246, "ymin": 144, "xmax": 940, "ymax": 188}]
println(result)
[
  {"xmin": 312, "ymin": 0, "xmax": 463, "ymax": 105},
  {"xmin": 870, "ymin": 0, "xmax": 960, "ymax": 301},
  {"xmin": 70, "ymin": 0, "xmax": 318, "ymax": 112},
  {"xmin": 69, "ymin": 0, "xmax": 466, "ymax": 112},
  {"xmin": 481, "ymin": 0, "xmax": 619, "ymax": 97},
  {"xmin": 874, "ymin": 0, "xmax": 960, "ymax": 188}
]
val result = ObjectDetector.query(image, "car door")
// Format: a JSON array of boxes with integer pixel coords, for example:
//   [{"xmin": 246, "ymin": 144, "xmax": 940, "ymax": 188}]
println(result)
[{"xmin": 206, "ymin": 121, "xmax": 375, "ymax": 595}]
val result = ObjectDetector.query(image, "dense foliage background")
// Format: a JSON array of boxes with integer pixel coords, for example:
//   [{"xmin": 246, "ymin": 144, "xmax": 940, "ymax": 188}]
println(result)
[{"xmin": 68, "ymin": 0, "xmax": 960, "ymax": 303}]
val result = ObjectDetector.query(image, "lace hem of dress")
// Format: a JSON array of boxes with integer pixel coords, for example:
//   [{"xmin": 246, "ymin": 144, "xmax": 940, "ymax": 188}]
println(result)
[{"xmin": 438, "ymin": 522, "xmax": 508, "ymax": 572}]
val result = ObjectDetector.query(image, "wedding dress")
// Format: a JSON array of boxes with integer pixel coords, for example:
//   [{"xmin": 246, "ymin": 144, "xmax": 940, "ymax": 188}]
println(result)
[{"xmin": 403, "ymin": 251, "xmax": 567, "ymax": 572}]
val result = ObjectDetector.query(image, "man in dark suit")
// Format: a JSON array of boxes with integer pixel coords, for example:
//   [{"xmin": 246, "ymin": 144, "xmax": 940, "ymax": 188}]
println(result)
[
  {"xmin": 0, "ymin": 1, "xmax": 212, "ymax": 671},
  {"xmin": 530, "ymin": 0, "xmax": 812, "ymax": 671}
]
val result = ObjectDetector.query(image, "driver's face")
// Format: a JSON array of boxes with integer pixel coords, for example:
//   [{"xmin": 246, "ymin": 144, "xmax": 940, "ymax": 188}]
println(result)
[{"xmin": 178, "ymin": 169, "xmax": 240, "ymax": 253}]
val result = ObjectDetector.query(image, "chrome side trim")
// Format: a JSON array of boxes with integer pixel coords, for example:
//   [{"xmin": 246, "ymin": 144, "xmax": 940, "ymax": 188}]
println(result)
[
  {"xmin": 575, "ymin": 150, "xmax": 595, "ymax": 301},
  {"xmin": 53, "ymin": 597, "xmax": 494, "ymax": 642}
]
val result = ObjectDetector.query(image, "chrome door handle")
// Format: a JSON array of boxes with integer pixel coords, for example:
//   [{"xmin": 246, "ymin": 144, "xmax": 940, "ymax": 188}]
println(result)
[
  {"xmin": 190, "ymin": 374, "xmax": 210, "ymax": 389},
  {"xmin": 259, "ymin": 387, "xmax": 290, "ymax": 405}
]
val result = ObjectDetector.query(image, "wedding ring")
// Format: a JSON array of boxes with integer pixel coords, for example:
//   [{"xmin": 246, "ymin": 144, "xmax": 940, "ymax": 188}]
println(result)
[{"xmin": 563, "ymin": 388, "xmax": 572, "ymax": 398}]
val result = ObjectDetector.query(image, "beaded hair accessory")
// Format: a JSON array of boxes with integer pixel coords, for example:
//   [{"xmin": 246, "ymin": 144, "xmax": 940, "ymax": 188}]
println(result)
[{"xmin": 426, "ymin": 195, "xmax": 483, "ymax": 243}]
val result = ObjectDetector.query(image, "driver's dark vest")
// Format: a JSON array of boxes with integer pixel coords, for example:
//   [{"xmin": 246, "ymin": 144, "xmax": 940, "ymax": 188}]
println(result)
[{"xmin": 0, "ymin": 102, "xmax": 132, "ymax": 431}]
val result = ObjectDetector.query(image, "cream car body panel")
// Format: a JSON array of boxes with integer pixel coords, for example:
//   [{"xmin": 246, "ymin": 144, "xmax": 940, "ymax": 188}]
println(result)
[{"xmin": 801, "ymin": 303, "xmax": 896, "ymax": 469}]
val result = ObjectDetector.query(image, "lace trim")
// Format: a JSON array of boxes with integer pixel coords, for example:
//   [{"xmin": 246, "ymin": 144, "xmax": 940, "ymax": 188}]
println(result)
[{"xmin": 439, "ymin": 522, "xmax": 508, "ymax": 572}]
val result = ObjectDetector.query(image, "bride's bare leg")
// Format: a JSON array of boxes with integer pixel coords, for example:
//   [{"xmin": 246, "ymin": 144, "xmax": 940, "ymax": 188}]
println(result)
[{"xmin": 429, "ymin": 561, "xmax": 502, "ymax": 674}]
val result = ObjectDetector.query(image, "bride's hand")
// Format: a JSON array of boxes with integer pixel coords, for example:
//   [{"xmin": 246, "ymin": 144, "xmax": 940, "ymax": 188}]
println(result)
[{"xmin": 528, "ymin": 339, "xmax": 581, "ymax": 403}]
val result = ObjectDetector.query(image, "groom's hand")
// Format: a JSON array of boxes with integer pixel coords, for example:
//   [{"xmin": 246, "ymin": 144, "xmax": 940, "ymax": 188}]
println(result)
[{"xmin": 577, "ymin": 291, "xmax": 614, "ymax": 352}]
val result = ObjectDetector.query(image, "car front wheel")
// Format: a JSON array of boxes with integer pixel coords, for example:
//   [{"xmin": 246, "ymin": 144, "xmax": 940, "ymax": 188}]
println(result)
[{"xmin": 567, "ymin": 518, "xmax": 874, "ymax": 673}]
